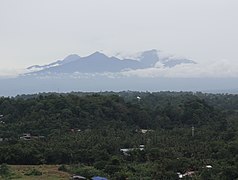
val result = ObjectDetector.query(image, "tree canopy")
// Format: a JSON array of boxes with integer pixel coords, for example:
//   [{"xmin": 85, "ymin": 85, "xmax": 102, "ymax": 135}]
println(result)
[{"xmin": 0, "ymin": 91, "xmax": 238, "ymax": 179}]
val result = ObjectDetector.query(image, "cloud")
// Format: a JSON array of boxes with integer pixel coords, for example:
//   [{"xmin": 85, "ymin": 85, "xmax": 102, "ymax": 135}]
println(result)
[
  {"xmin": 0, "ymin": 68, "xmax": 27, "ymax": 78},
  {"xmin": 65, "ymin": 60, "xmax": 238, "ymax": 79},
  {"xmin": 120, "ymin": 59, "xmax": 238, "ymax": 78}
]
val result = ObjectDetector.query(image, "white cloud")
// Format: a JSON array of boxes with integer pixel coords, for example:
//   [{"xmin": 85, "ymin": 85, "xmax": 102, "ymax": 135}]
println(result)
[
  {"xmin": 67, "ymin": 60, "xmax": 238, "ymax": 78},
  {"xmin": 120, "ymin": 60, "xmax": 238, "ymax": 78},
  {"xmin": 0, "ymin": 68, "xmax": 27, "ymax": 78}
]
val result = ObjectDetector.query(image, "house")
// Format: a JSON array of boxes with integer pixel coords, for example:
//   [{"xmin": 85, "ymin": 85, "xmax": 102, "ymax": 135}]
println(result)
[
  {"xmin": 183, "ymin": 171, "xmax": 195, "ymax": 177},
  {"xmin": 177, "ymin": 171, "xmax": 195, "ymax": 179},
  {"xmin": 70, "ymin": 175, "xmax": 86, "ymax": 180},
  {"xmin": 120, "ymin": 145, "xmax": 145, "ymax": 156},
  {"xmin": 20, "ymin": 133, "xmax": 31, "ymax": 140},
  {"xmin": 140, "ymin": 129, "xmax": 154, "ymax": 134},
  {"xmin": 141, "ymin": 129, "xmax": 148, "ymax": 134},
  {"xmin": 19, "ymin": 133, "xmax": 45, "ymax": 141},
  {"xmin": 120, "ymin": 148, "xmax": 131, "ymax": 156},
  {"xmin": 91, "ymin": 176, "xmax": 108, "ymax": 180},
  {"xmin": 177, "ymin": 172, "xmax": 183, "ymax": 179},
  {"xmin": 71, "ymin": 129, "xmax": 82, "ymax": 133},
  {"xmin": 206, "ymin": 165, "xmax": 212, "ymax": 169}
]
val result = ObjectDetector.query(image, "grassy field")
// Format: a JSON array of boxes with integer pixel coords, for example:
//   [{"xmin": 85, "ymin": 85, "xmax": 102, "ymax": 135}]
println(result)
[{"xmin": 1, "ymin": 165, "xmax": 71, "ymax": 180}]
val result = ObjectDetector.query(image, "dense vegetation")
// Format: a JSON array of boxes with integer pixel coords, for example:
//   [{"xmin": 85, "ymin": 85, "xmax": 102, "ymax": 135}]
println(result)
[{"xmin": 1, "ymin": 91, "xmax": 238, "ymax": 179}]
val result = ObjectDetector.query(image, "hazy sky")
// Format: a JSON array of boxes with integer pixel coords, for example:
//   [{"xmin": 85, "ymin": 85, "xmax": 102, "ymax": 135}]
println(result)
[{"xmin": 0, "ymin": 0, "xmax": 238, "ymax": 72}]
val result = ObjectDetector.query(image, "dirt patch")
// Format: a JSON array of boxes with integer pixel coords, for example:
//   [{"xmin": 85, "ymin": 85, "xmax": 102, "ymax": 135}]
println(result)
[{"xmin": 8, "ymin": 165, "xmax": 71, "ymax": 180}]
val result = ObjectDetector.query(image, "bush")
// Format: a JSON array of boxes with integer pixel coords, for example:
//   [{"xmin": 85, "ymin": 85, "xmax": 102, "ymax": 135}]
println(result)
[
  {"xmin": 0, "ymin": 164, "xmax": 10, "ymax": 177},
  {"xmin": 94, "ymin": 161, "xmax": 107, "ymax": 170},
  {"xmin": 24, "ymin": 168, "xmax": 42, "ymax": 176},
  {"xmin": 58, "ymin": 164, "xmax": 68, "ymax": 172}
]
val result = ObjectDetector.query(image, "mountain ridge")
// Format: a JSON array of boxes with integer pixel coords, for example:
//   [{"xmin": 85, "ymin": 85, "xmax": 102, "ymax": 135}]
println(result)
[{"xmin": 26, "ymin": 50, "xmax": 196, "ymax": 75}]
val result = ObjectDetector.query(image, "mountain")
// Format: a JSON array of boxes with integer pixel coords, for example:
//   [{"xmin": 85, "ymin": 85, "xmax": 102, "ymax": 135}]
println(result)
[
  {"xmin": 138, "ymin": 49, "xmax": 195, "ymax": 68},
  {"xmin": 31, "ymin": 52, "xmax": 145, "ymax": 74},
  {"xmin": 26, "ymin": 50, "xmax": 196, "ymax": 75},
  {"xmin": 139, "ymin": 49, "xmax": 160, "ymax": 67},
  {"xmin": 27, "ymin": 54, "xmax": 81, "ymax": 71},
  {"xmin": 2, "ymin": 50, "xmax": 238, "ymax": 97}
]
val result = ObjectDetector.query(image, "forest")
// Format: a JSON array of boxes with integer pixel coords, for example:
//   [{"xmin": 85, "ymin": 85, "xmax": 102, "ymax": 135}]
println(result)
[{"xmin": 0, "ymin": 91, "xmax": 238, "ymax": 179}]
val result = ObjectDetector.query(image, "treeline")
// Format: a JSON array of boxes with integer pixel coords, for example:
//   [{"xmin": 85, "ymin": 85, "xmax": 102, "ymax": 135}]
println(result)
[{"xmin": 0, "ymin": 92, "xmax": 238, "ymax": 179}]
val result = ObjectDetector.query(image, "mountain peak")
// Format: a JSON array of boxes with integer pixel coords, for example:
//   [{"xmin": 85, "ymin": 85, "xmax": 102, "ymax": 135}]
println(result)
[
  {"xmin": 89, "ymin": 51, "xmax": 108, "ymax": 58},
  {"xmin": 139, "ymin": 49, "xmax": 159, "ymax": 67},
  {"xmin": 142, "ymin": 49, "xmax": 158, "ymax": 54},
  {"xmin": 61, "ymin": 54, "xmax": 80, "ymax": 64},
  {"xmin": 64, "ymin": 54, "xmax": 80, "ymax": 59}
]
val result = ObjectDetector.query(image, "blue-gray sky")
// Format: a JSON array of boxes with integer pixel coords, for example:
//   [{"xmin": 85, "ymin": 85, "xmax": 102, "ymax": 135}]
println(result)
[{"xmin": 0, "ymin": 0, "xmax": 238, "ymax": 75}]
